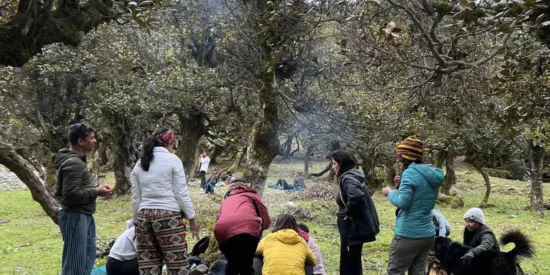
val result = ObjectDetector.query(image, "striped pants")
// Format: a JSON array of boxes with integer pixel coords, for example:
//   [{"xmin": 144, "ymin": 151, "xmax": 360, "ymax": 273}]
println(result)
[
  {"xmin": 58, "ymin": 209, "xmax": 96, "ymax": 275},
  {"xmin": 136, "ymin": 209, "xmax": 189, "ymax": 275}
]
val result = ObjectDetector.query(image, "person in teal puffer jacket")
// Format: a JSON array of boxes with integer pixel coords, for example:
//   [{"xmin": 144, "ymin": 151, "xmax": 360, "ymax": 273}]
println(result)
[{"xmin": 382, "ymin": 135, "xmax": 444, "ymax": 275}]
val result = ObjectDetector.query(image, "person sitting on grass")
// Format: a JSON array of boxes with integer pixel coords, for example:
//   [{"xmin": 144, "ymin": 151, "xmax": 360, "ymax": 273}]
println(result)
[
  {"xmin": 268, "ymin": 172, "xmax": 306, "ymax": 191},
  {"xmin": 293, "ymin": 172, "xmax": 306, "ymax": 190},
  {"xmin": 106, "ymin": 220, "xmax": 138, "ymax": 275},
  {"xmin": 460, "ymin": 208, "xmax": 500, "ymax": 268},
  {"xmin": 254, "ymin": 214, "xmax": 317, "ymax": 275}
]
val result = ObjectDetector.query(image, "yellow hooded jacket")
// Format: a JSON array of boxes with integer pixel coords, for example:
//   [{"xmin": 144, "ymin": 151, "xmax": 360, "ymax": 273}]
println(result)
[{"xmin": 256, "ymin": 229, "xmax": 317, "ymax": 275}]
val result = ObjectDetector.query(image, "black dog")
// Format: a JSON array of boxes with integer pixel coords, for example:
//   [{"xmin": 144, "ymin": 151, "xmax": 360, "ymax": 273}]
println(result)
[{"xmin": 433, "ymin": 230, "xmax": 534, "ymax": 275}]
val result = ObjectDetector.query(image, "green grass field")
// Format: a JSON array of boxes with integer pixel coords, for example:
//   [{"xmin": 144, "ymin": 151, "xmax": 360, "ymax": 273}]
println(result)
[{"xmin": 0, "ymin": 158, "xmax": 548, "ymax": 274}]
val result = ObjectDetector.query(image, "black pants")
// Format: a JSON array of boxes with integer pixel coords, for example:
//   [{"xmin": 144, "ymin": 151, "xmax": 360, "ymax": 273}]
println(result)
[
  {"xmin": 106, "ymin": 257, "xmax": 139, "ymax": 275},
  {"xmin": 252, "ymin": 256, "xmax": 313, "ymax": 275},
  {"xmin": 276, "ymin": 179, "xmax": 293, "ymax": 190},
  {"xmin": 200, "ymin": 171, "xmax": 206, "ymax": 189},
  {"xmin": 337, "ymin": 217, "xmax": 363, "ymax": 275},
  {"xmin": 219, "ymin": 234, "xmax": 259, "ymax": 275}
]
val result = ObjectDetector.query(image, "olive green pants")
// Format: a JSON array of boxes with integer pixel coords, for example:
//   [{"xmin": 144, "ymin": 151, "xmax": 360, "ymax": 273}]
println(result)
[{"xmin": 387, "ymin": 235, "xmax": 434, "ymax": 275}]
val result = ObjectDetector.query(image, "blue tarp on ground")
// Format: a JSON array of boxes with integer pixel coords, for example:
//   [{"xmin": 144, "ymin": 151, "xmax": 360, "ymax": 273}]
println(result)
[
  {"xmin": 91, "ymin": 266, "xmax": 106, "ymax": 275},
  {"xmin": 92, "ymin": 265, "xmax": 168, "ymax": 274}
]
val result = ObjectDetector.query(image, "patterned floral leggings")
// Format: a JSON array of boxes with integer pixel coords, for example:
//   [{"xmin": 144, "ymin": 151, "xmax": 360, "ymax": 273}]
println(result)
[{"xmin": 136, "ymin": 209, "xmax": 189, "ymax": 275}]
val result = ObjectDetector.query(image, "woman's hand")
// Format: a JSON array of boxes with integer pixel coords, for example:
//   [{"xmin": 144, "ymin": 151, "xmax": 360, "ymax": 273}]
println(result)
[
  {"xmin": 189, "ymin": 218, "xmax": 200, "ymax": 240},
  {"xmin": 393, "ymin": 175, "xmax": 400, "ymax": 184},
  {"xmin": 382, "ymin": 187, "xmax": 391, "ymax": 196}
]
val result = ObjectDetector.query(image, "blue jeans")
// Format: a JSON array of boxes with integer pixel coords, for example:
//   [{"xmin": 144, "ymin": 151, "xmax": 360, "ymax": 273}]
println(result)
[{"xmin": 58, "ymin": 209, "xmax": 96, "ymax": 275}]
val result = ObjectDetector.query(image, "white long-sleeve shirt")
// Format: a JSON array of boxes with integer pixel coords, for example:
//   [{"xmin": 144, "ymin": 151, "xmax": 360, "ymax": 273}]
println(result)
[
  {"xmin": 108, "ymin": 227, "xmax": 137, "ymax": 261},
  {"xmin": 131, "ymin": 147, "xmax": 196, "ymax": 224},
  {"xmin": 199, "ymin": 156, "xmax": 210, "ymax": 172}
]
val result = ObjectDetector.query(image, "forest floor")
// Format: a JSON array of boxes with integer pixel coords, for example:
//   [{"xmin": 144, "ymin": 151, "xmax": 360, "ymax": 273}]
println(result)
[{"xmin": 0, "ymin": 157, "xmax": 549, "ymax": 275}]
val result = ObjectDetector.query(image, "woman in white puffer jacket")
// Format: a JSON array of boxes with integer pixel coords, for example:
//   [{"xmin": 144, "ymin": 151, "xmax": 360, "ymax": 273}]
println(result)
[{"xmin": 131, "ymin": 127, "xmax": 199, "ymax": 274}]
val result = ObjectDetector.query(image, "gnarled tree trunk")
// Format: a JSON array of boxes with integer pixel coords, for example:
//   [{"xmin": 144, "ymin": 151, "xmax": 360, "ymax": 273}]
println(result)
[
  {"xmin": 97, "ymin": 141, "xmax": 110, "ymax": 166},
  {"xmin": 530, "ymin": 143, "xmax": 545, "ymax": 217},
  {"xmin": 243, "ymin": 24, "xmax": 279, "ymax": 197},
  {"xmin": 357, "ymin": 153, "xmax": 377, "ymax": 195},
  {"xmin": 209, "ymin": 143, "xmax": 225, "ymax": 165},
  {"xmin": 176, "ymin": 111, "xmax": 206, "ymax": 180},
  {"xmin": 475, "ymin": 165, "xmax": 491, "ymax": 207},
  {"xmin": 384, "ymin": 161, "xmax": 398, "ymax": 188},
  {"xmin": 110, "ymin": 114, "xmax": 134, "ymax": 195},
  {"xmin": 304, "ymin": 144, "xmax": 314, "ymax": 177},
  {"xmin": 282, "ymin": 134, "xmax": 293, "ymax": 159},
  {"xmin": 310, "ymin": 161, "xmax": 331, "ymax": 177},
  {"xmin": 434, "ymin": 149, "xmax": 446, "ymax": 169},
  {"xmin": 0, "ymin": 141, "xmax": 59, "ymax": 224},
  {"xmin": 218, "ymin": 147, "xmax": 246, "ymax": 177},
  {"xmin": 41, "ymin": 151, "xmax": 57, "ymax": 192},
  {"xmin": 440, "ymin": 147, "xmax": 456, "ymax": 195},
  {"xmin": 290, "ymin": 134, "xmax": 300, "ymax": 157},
  {"xmin": 39, "ymin": 133, "xmax": 67, "ymax": 192},
  {"xmin": 90, "ymin": 150, "xmax": 102, "ymax": 187}
]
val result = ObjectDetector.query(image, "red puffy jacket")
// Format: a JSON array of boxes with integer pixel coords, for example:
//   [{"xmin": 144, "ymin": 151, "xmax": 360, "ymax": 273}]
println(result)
[{"xmin": 214, "ymin": 185, "xmax": 271, "ymax": 245}]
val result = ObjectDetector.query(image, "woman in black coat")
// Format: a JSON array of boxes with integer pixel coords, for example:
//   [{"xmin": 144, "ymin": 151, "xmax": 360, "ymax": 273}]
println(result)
[{"xmin": 332, "ymin": 149, "xmax": 380, "ymax": 275}]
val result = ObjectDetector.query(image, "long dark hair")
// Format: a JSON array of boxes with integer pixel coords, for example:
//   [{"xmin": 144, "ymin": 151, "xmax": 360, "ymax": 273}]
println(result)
[
  {"xmin": 140, "ymin": 128, "xmax": 170, "ymax": 171},
  {"xmin": 272, "ymin": 214, "xmax": 298, "ymax": 233},
  {"xmin": 331, "ymin": 149, "xmax": 357, "ymax": 178},
  {"xmin": 398, "ymin": 154, "xmax": 424, "ymax": 171}
]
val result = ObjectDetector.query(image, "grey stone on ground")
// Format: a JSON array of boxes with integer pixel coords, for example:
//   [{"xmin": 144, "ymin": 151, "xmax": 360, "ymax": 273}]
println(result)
[{"xmin": 0, "ymin": 166, "xmax": 27, "ymax": 190}]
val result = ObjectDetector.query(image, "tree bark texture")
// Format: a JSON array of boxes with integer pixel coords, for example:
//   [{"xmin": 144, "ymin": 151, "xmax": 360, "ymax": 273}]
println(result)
[
  {"xmin": 90, "ymin": 150, "xmax": 101, "ymax": 187},
  {"xmin": 440, "ymin": 147, "xmax": 456, "ymax": 195},
  {"xmin": 209, "ymin": 143, "xmax": 225, "ymax": 165},
  {"xmin": 282, "ymin": 134, "xmax": 293, "ymax": 159},
  {"xmin": 304, "ymin": 144, "xmax": 314, "ymax": 177},
  {"xmin": 290, "ymin": 134, "xmax": 300, "ymax": 157},
  {"xmin": 0, "ymin": 141, "xmax": 60, "ymax": 224},
  {"xmin": 218, "ymin": 147, "xmax": 246, "ymax": 178},
  {"xmin": 530, "ymin": 143, "xmax": 545, "ymax": 217},
  {"xmin": 434, "ymin": 150, "xmax": 446, "ymax": 169},
  {"xmin": 111, "ymin": 114, "xmax": 134, "ymax": 195},
  {"xmin": 242, "ymin": 11, "xmax": 280, "ymax": 197},
  {"xmin": 98, "ymin": 141, "xmax": 110, "ymax": 166},
  {"xmin": 384, "ymin": 161, "xmax": 398, "ymax": 188},
  {"xmin": 310, "ymin": 161, "xmax": 331, "ymax": 178},
  {"xmin": 475, "ymin": 166, "xmax": 491, "ymax": 207},
  {"xmin": 176, "ymin": 111, "xmax": 206, "ymax": 180}
]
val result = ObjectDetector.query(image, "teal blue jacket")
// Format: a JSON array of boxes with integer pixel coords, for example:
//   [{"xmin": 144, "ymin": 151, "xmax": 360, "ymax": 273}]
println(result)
[{"xmin": 388, "ymin": 163, "xmax": 444, "ymax": 239}]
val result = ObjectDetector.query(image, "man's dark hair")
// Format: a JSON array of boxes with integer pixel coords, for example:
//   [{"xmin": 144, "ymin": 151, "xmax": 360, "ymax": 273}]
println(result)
[
  {"xmin": 297, "ymin": 223, "xmax": 309, "ymax": 233},
  {"xmin": 68, "ymin": 123, "xmax": 95, "ymax": 146}
]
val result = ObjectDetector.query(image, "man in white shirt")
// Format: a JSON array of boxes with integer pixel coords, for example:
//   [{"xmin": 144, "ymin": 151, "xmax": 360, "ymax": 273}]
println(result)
[
  {"xmin": 199, "ymin": 152, "xmax": 211, "ymax": 190},
  {"xmin": 106, "ymin": 220, "xmax": 138, "ymax": 275}
]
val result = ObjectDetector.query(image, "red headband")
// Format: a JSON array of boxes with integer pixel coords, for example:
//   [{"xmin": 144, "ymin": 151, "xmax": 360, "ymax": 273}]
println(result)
[{"xmin": 156, "ymin": 130, "xmax": 175, "ymax": 146}]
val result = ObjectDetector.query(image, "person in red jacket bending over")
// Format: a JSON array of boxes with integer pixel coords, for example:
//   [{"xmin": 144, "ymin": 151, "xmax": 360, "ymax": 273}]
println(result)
[{"xmin": 214, "ymin": 184, "xmax": 271, "ymax": 275}]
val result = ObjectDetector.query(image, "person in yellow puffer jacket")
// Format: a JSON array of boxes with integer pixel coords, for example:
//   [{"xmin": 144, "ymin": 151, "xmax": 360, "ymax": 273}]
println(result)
[{"xmin": 255, "ymin": 214, "xmax": 317, "ymax": 275}]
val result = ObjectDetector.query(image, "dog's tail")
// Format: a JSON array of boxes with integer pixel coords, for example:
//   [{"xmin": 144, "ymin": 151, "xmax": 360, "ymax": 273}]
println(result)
[{"xmin": 500, "ymin": 230, "xmax": 535, "ymax": 263}]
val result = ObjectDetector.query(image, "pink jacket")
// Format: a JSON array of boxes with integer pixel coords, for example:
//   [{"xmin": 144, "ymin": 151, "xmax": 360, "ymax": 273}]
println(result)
[
  {"xmin": 214, "ymin": 185, "xmax": 271, "ymax": 245},
  {"xmin": 308, "ymin": 237, "xmax": 326, "ymax": 275},
  {"xmin": 297, "ymin": 228, "xmax": 326, "ymax": 275}
]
